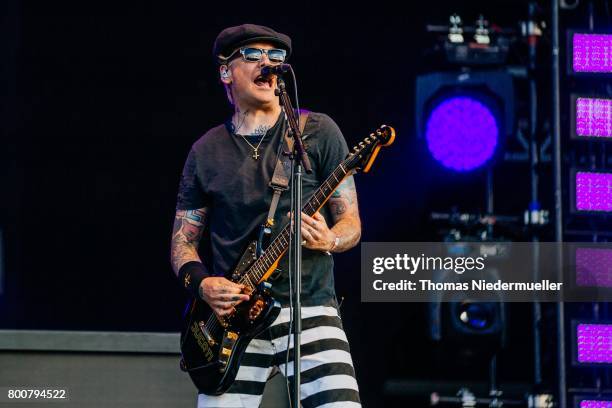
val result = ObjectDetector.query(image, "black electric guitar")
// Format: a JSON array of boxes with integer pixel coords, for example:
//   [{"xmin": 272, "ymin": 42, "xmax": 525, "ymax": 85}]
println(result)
[{"xmin": 179, "ymin": 125, "xmax": 396, "ymax": 394}]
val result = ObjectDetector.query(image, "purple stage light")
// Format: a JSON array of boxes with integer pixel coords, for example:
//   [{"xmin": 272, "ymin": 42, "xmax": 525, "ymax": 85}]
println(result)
[
  {"xmin": 425, "ymin": 96, "xmax": 499, "ymax": 172},
  {"xmin": 576, "ymin": 323, "xmax": 612, "ymax": 364},
  {"xmin": 575, "ymin": 172, "xmax": 612, "ymax": 212},
  {"xmin": 580, "ymin": 400, "xmax": 612, "ymax": 408},
  {"xmin": 576, "ymin": 97, "xmax": 612, "ymax": 139},
  {"xmin": 576, "ymin": 248, "xmax": 612, "ymax": 288},
  {"xmin": 573, "ymin": 33, "xmax": 612, "ymax": 73}
]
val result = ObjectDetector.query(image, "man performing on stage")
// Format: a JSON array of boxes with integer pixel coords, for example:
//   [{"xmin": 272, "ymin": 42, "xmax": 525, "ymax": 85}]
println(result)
[{"xmin": 171, "ymin": 24, "xmax": 362, "ymax": 407}]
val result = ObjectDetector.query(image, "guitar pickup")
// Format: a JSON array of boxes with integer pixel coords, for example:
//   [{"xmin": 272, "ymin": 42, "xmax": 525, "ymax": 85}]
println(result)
[
  {"xmin": 218, "ymin": 330, "xmax": 239, "ymax": 373},
  {"xmin": 198, "ymin": 321, "xmax": 217, "ymax": 346}
]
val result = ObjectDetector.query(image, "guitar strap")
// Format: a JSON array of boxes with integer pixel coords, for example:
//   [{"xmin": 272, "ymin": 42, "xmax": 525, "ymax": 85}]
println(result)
[{"xmin": 265, "ymin": 109, "xmax": 310, "ymax": 228}]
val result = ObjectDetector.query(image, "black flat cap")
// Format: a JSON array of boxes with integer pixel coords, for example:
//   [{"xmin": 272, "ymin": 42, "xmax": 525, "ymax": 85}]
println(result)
[{"xmin": 213, "ymin": 24, "xmax": 292, "ymax": 63}]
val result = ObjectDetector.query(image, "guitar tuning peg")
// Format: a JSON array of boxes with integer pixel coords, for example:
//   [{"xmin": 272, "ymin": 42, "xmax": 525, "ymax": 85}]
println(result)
[
  {"xmin": 365, "ymin": 138, "xmax": 372, "ymax": 144},
  {"xmin": 359, "ymin": 142, "xmax": 365, "ymax": 148},
  {"xmin": 353, "ymin": 146, "xmax": 359, "ymax": 152}
]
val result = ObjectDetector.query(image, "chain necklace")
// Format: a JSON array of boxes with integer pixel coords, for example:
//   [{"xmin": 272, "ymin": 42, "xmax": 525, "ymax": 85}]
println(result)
[
  {"xmin": 232, "ymin": 109, "xmax": 268, "ymax": 160},
  {"xmin": 231, "ymin": 110, "xmax": 271, "ymax": 160},
  {"xmin": 238, "ymin": 132, "xmax": 267, "ymax": 160}
]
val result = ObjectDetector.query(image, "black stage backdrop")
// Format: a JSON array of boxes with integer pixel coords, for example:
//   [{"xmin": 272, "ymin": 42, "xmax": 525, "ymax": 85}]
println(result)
[{"xmin": 2, "ymin": 1, "xmax": 553, "ymax": 404}]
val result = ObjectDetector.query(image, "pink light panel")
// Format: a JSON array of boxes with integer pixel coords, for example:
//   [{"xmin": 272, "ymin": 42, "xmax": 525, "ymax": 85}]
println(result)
[
  {"xmin": 580, "ymin": 400, "xmax": 612, "ymax": 408},
  {"xmin": 575, "ymin": 248, "xmax": 612, "ymax": 288},
  {"xmin": 575, "ymin": 172, "xmax": 612, "ymax": 212},
  {"xmin": 576, "ymin": 323, "xmax": 612, "ymax": 364},
  {"xmin": 573, "ymin": 33, "xmax": 612, "ymax": 73},
  {"xmin": 576, "ymin": 97, "xmax": 612, "ymax": 139}
]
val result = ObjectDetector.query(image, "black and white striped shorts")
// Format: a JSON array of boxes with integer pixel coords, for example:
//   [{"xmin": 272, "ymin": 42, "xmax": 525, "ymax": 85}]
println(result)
[{"xmin": 197, "ymin": 305, "xmax": 361, "ymax": 408}]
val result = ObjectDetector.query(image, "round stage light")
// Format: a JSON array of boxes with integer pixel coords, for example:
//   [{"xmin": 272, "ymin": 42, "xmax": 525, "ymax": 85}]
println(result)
[
  {"xmin": 425, "ymin": 95, "xmax": 499, "ymax": 172},
  {"xmin": 458, "ymin": 302, "xmax": 493, "ymax": 330}
]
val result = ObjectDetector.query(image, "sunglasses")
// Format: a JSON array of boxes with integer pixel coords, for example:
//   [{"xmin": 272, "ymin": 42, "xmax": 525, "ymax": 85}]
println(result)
[{"xmin": 228, "ymin": 47, "xmax": 287, "ymax": 64}]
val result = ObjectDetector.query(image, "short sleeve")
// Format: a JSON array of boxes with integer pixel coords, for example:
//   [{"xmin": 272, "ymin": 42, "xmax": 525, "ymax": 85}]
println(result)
[
  {"xmin": 312, "ymin": 113, "xmax": 349, "ymax": 180},
  {"xmin": 175, "ymin": 148, "xmax": 209, "ymax": 210}
]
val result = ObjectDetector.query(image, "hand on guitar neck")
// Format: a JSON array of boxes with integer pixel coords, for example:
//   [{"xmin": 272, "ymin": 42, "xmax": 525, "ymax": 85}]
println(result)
[
  {"xmin": 198, "ymin": 277, "xmax": 250, "ymax": 318},
  {"xmin": 292, "ymin": 211, "xmax": 339, "ymax": 252}
]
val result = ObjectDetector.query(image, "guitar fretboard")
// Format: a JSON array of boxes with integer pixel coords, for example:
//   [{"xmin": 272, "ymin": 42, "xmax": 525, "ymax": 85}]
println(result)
[{"xmin": 240, "ymin": 153, "xmax": 359, "ymax": 288}]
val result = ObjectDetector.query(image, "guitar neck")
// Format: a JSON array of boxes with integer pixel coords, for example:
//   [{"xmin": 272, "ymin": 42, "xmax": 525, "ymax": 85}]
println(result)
[{"xmin": 244, "ymin": 154, "xmax": 358, "ymax": 286}]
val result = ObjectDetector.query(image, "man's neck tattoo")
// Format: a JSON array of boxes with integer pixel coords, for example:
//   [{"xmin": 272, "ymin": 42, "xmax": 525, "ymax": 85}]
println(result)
[
  {"xmin": 231, "ymin": 109, "xmax": 249, "ymax": 134},
  {"xmin": 251, "ymin": 124, "xmax": 270, "ymax": 136}
]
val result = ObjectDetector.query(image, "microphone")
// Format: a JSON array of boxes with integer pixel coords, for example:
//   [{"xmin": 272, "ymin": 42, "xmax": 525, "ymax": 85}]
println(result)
[{"xmin": 260, "ymin": 64, "xmax": 291, "ymax": 76}]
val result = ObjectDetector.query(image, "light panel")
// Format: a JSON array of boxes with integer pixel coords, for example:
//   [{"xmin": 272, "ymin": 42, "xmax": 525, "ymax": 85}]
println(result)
[
  {"xmin": 576, "ymin": 247, "xmax": 612, "ymax": 288},
  {"xmin": 572, "ymin": 33, "xmax": 612, "ymax": 73},
  {"xmin": 575, "ymin": 97, "xmax": 612, "ymax": 139},
  {"xmin": 576, "ymin": 323, "xmax": 612, "ymax": 364},
  {"xmin": 579, "ymin": 399, "xmax": 612, "ymax": 408},
  {"xmin": 425, "ymin": 96, "xmax": 499, "ymax": 172},
  {"xmin": 574, "ymin": 171, "xmax": 612, "ymax": 212}
]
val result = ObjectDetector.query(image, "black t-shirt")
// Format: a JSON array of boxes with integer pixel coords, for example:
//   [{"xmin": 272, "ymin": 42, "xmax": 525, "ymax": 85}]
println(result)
[{"xmin": 175, "ymin": 111, "xmax": 349, "ymax": 307}]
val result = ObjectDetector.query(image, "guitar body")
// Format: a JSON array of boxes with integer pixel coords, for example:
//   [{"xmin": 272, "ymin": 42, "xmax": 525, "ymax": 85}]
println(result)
[
  {"xmin": 180, "ymin": 241, "xmax": 281, "ymax": 395},
  {"xmin": 179, "ymin": 125, "xmax": 395, "ymax": 394}
]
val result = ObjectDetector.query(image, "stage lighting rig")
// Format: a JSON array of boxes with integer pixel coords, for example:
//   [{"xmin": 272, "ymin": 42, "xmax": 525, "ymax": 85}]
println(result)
[
  {"xmin": 430, "ymin": 210, "xmax": 525, "ymax": 242},
  {"xmin": 474, "ymin": 15, "xmax": 491, "ymax": 46},
  {"xmin": 427, "ymin": 238, "xmax": 508, "ymax": 353},
  {"xmin": 415, "ymin": 71, "xmax": 515, "ymax": 172},
  {"xmin": 417, "ymin": 13, "xmax": 529, "ymax": 173},
  {"xmin": 426, "ymin": 14, "xmax": 515, "ymax": 66},
  {"xmin": 448, "ymin": 14, "xmax": 464, "ymax": 44}
]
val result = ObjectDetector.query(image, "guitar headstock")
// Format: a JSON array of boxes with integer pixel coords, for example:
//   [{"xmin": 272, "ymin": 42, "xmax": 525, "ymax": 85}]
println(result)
[{"xmin": 348, "ymin": 125, "xmax": 395, "ymax": 173}]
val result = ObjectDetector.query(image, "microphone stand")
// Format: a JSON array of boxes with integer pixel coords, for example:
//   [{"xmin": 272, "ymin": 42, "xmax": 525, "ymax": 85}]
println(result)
[{"xmin": 275, "ymin": 75, "xmax": 312, "ymax": 407}]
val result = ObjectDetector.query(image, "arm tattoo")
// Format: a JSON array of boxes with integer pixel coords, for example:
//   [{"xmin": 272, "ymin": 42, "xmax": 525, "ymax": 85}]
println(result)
[
  {"xmin": 171, "ymin": 208, "xmax": 208, "ymax": 274},
  {"xmin": 326, "ymin": 176, "xmax": 361, "ymax": 252},
  {"xmin": 331, "ymin": 201, "xmax": 347, "ymax": 215},
  {"xmin": 328, "ymin": 176, "xmax": 356, "ymax": 216}
]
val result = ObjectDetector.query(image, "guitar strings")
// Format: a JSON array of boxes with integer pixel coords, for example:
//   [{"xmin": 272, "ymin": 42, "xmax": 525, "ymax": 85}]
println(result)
[{"xmin": 239, "ymin": 157, "xmax": 356, "ymax": 286}]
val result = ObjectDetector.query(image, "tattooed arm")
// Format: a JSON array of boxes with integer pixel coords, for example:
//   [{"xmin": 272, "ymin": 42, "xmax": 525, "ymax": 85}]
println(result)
[
  {"xmin": 171, "ymin": 208, "xmax": 207, "ymax": 275},
  {"xmin": 326, "ymin": 175, "xmax": 361, "ymax": 252},
  {"xmin": 170, "ymin": 208, "xmax": 249, "ymax": 316},
  {"xmin": 300, "ymin": 175, "xmax": 361, "ymax": 253}
]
